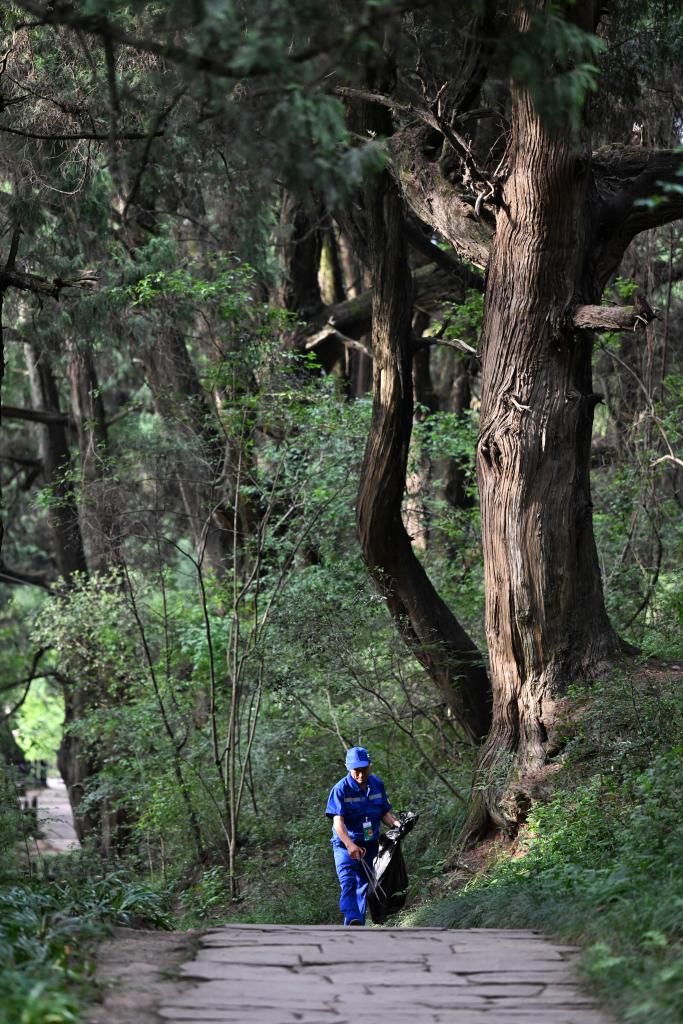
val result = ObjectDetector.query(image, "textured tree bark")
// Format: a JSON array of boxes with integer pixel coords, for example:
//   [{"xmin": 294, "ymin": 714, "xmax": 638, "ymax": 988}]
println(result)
[
  {"xmin": 356, "ymin": 100, "xmax": 491, "ymax": 743},
  {"xmin": 469, "ymin": 7, "xmax": 625, "ymax": 834},
  {"xmin": 68, "ymin": 343, "xmax": 122, "ymax": 571},
  {"xmin": 24, "ymin": 342, "xmax": 89, "ymax": 582},
  {"xmin": 390, "ymin": 129, "xmax": 494, "ymax": 268},
  {"xmin": 142, "ymin": 330, "xmax": 246, "ymax": 573}
]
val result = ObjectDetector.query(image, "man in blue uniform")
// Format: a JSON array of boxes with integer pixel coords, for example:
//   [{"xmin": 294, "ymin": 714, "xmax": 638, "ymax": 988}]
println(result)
[{"xmin": 325, "ymin": 746, "xmax": 400, "ymax": 926}]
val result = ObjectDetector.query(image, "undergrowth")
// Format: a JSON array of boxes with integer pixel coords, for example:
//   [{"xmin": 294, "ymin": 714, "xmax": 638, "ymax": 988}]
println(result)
[
  {"xmin": 0, "ymin": 852, "xmax": 171, "ymax": 1024},
  {"xmin": 405, "ymin": 665, "xmax": 683, "ymax": 1024},
  {"xmin": 176, "ymin": 770, "xmax": 467, "ymax": 927}
]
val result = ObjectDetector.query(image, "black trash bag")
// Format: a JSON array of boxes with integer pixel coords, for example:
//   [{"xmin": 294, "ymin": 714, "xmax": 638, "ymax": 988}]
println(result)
[{"xmin": 368, "ymin": 811, "xmax": 419, "ymax": 925}]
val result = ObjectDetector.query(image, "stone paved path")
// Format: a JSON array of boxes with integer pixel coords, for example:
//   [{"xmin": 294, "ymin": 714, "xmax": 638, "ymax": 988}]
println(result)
[
  {"xmin": 25, "ymin": 776, "xmax": 80, "ymax": 855},
  {"xmin": 16, "ymin": 783, "xmax": 612, "ymax": 1020},
  {"xmin": 157, "ymin": 924, "xmax": 612, "ymax": 1024}
]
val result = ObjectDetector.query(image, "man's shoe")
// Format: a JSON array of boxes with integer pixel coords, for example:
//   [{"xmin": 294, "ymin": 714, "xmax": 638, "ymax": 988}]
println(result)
[{"xmin": 346, "ymin": 919, "xmax": 362, "ymax": 926}]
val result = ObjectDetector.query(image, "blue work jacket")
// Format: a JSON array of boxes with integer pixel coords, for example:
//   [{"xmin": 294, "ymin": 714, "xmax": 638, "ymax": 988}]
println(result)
[{"xmin": 325, "ymin": 772, "xmax": 392, "ymax": 847}]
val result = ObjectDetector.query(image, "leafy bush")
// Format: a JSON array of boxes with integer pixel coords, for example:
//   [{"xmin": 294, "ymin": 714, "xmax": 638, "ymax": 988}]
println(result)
[
  {"xmin": 0, "ymin": 860, "xmax": 171, "ymax": 1024},
  {"xmin": 0, "ymin": 764, "xmax": 23, "ymax": 875}
]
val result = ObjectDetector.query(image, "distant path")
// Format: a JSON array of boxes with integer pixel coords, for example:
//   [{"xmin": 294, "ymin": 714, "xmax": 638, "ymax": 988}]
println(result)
[
  {"xmin": 25, "ymin": 776, "xmax": 79, "ymax": 855},
  {"xmin": 150, "ymin": 924, "xmax": 612, "ymax": 1024}
]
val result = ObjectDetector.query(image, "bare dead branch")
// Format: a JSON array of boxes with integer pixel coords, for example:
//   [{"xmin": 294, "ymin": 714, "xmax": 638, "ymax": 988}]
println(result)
[
  {"xmin": 0, "ymin": 267, "xmax": 98, "ymax": 298},
  {"xmin": 305, "ymin": 327, "xmax": 372, "ymax": 356},
  {"xmin": 0, "ymin": 124, "xmax": 163, "ymax": 141},
  {"xmin": 2, "ymin": 404, "xmax": 70, "ymax": 426},
  {"xmin": 0, "ymin": 562, "xmax": 54, "ymax": 590},
  {"xmin": 651, "ymin": 453, "xmax": 683, "ymax": 470},
  {"xmin": 412, "ymin": 335, "xmax": 477, "ymax": 356}
]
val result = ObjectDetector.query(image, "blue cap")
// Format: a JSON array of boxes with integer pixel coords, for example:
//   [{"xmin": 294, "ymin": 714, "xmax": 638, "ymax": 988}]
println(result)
[{"xmin": 345, "ymin": 746, "xmax": 371, "ymax": 769}]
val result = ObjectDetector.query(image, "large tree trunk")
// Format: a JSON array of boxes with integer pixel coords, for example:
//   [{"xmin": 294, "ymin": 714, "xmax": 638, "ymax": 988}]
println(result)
[
  {"xmin": 25, "ymin": 343, "xmax": 89, "ymax": 582},
  {"xmin": 25, "ymin": 341, "xmax": 133, "ymax": 855},
  {"xmin": 276, "ymin": 192, "xmax": 324, "ymax": 321},
  {"xmin": 470, "ymin": 10, "xmax": 622, "ymax": 834},
  {"xmin": 67, "ymin": 343, "xmax": 122, "ymax": 571},
  {"xmin": 356, "ymin": 94, "xmax": 491, "ymax": 743},
  {"xmin": 142, "ymin": 330, "xmax": 246, "ymax": 573}
]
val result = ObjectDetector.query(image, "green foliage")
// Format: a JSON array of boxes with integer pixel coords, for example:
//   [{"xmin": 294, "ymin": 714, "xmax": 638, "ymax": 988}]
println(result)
[
  {"xmin": 592, "ymin": 369, "xmax": 683, "ymax": 652},
  {"xmin": 509, "ymin": 5, "xmax": 606, "ymax": 134},
  {"xmin": 408, "ymin": 670, "xmax": 683, "ymax": 1023},
  {"xmin": 0, "ymin": 764, "xmax": 23, "ymax": 875},
  {"xmin": 433, "ymin": 291, "xmax": 484, "ymax": 343},
  {"xmin": 612, "ymin": 276, "xmax": 639, "ymax": 301},
  {"xmin": 32, "ymin": 572, "xmax": 138, "ymax": 700},
  {"xmin": 0, "ymin": 858, "xmax": 170, "ymax": 1024},
  {"xmin": 14, "ymin": 681, "xmax": 64, "ymax": 766}
]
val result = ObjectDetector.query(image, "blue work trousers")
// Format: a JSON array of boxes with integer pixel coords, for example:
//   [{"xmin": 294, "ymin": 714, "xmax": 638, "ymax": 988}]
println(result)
[{"xmin": 333, "ymin": 840, "xmax": 378, "ymax": 926}]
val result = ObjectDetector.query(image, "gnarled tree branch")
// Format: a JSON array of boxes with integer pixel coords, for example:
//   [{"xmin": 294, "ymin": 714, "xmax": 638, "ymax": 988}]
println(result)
[
  {"xmin": 356, "ymin": 88, "xmax": 491, "ymax": 743},
  {"xmin": 390, "ymin": 129, "xmax": 495, "ymax": 268},
  {"xmin": 593, "ymin": 146, "xmax": 683, "ymax": 284}
]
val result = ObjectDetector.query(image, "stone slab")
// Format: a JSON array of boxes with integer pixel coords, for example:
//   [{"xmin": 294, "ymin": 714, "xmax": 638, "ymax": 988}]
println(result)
[
  {"xmin": 159, "ymin": 925, "xmax": 613, "ymax": 1024},
  {"xmin": 293, "ymin": 959, "xmax": 429, "ymax": 975}
]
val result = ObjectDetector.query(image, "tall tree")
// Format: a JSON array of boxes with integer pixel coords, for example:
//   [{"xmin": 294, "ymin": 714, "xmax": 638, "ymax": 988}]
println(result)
[
  {"xmin": 356, "ymin": 54, "xmax": 492, "ymax": 743},
  {"xmin": 342, "ymin": 1, "xmax": 683, "ymax": 833},
  {"xmin": 9, "ymin": 0, "xmax": 683, "ymax": 837}
]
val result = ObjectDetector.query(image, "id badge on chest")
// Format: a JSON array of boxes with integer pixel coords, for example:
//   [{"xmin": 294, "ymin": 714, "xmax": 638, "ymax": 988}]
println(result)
[{"xmin": 362, "ymin": 818, "xmax": 373, "ymax": 841}]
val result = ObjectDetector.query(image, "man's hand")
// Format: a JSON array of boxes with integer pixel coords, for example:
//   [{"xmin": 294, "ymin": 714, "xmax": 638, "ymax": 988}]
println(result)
[{"xmin": 346, "ymin": 842, "xmax": 365, "ymax": 861}]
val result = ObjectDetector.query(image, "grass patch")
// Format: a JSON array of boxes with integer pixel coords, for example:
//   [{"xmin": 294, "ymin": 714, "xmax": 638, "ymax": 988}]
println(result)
[{"xmin": 405, "ymin": 667, "xmax": 683, "ymax": 1024}]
